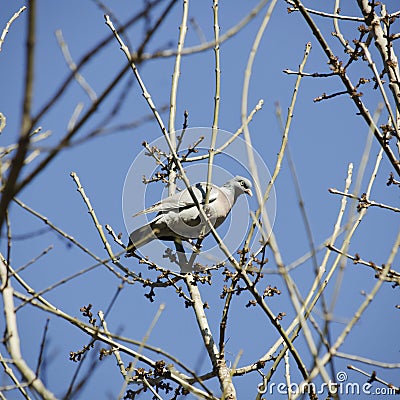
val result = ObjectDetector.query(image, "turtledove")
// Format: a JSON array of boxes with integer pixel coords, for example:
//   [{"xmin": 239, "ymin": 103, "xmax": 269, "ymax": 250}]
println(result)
[{"xmin": 127, "ymin": 176, "xmax": 253, "ymax": 253}]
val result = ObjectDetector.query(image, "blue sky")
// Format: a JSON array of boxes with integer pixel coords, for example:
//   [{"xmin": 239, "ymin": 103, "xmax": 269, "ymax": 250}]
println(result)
[{"xmin": 1, "ymin": 1, "xmax": 399, "ymax": 398}]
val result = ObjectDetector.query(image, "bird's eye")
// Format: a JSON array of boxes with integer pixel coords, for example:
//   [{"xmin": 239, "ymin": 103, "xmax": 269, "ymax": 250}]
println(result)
[{"xmin": 240, "ymin": 180, "xmax": 245, "ymax": 187}]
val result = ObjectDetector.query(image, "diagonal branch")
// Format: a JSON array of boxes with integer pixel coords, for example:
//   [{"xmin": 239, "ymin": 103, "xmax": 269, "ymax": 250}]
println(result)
[{"xmin": 0, "ymin": 2, "xmax": 35, "ymax": 234}]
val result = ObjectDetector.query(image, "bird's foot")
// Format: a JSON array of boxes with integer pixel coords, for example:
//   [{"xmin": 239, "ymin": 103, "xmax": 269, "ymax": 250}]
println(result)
[{"xmin": 187, "ymin": 239, "xmax": 202, "ymax": 253}]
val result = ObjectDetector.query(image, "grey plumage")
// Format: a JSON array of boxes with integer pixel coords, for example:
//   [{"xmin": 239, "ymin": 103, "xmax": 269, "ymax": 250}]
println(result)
[{"xmin": 127, "ymin": 176, "xmax": 252, "ymax": 252}]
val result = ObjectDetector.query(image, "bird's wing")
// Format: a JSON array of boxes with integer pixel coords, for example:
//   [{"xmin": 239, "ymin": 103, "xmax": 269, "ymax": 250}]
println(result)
[
  {"xmin": 133, "ymin": 182, "xmax": 219, "ymax": 217},
  {"xmin": 176, "ymin": 183, "xmax": 219, "ymax": 209}
]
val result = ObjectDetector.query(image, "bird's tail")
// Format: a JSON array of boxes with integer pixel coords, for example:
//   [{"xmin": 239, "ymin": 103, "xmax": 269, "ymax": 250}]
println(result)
[{"xmin": 127, "ymin": 222, "xmax": 159, "ymax": 253}]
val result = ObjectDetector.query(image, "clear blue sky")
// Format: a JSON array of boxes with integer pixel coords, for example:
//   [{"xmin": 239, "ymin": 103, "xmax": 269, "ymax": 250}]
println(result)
[{"xmin": 1, "ymin": 1, "xmax": 399, "ymax": 398}]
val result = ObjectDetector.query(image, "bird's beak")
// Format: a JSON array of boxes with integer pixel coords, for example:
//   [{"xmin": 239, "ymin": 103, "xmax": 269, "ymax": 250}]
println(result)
[{"xmin": 245, "ymin": 188, "xmax": 253, "ymax": 197}]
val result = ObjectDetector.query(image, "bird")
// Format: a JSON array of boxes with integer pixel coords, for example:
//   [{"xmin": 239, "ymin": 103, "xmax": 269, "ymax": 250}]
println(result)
[{"xmin": 127, "ymin": 175, "xmax": 253, "ymax": 254}]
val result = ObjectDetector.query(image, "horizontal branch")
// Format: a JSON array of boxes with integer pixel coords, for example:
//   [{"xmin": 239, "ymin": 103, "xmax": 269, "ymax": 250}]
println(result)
[
  {"xmin": 335, "ymin": 351, "xmax": 400, "ymax": 369},
  {"xmin": 327, "ymin": 244, "xmax": 400, "ymax": 284},
  {"xmin": 283, "ymin": 69, "xmax": 335, "ymax": 78},
  {"xmin": 348, "ymin": 364, "xmax": 400, "ymax": 394},
  {"xmin": 286, "ymin": 1, "xmax": 364, "ymax": 21},
  {"xmin": 328, "ymin": 188, "xmax": 400, "ymax": 213}
]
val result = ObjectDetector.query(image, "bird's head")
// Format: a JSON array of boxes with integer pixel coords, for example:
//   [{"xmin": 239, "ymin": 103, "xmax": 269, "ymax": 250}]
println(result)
[{"xmin": 228, "ymin": 176, "xmax": 253, "ymax": 199}]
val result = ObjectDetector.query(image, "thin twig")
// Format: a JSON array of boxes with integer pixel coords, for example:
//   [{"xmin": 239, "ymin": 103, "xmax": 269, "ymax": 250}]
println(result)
[
  {"xmin": 0, "ymin": 351, "xmax": 30, "ymax": 399},
  {"xmin": 328, "ymin": 188, "xmax": 400, "ymax": 213},
  {"xmin": 98, "ymin": 311, "xmax": 126, "ymax": 377},
  {"xmin": 167, "ymin": 0, "xmax": 189, "ymax": 196},
  {"xmin": 286, "ymin": 1, "xmax": 364, "ymax": 21},
  {"xmin": 242, "ymin": 0, "xmax": 279, "ymax": 252},
  {"xmin": 142, "ymin": 376, "xmax": 164, "ymax": 400},
  {"xmin": 56, "ymin": 30, "xmax": 97, "ymax": 102},
  {"xmin": 282, "ymin": 69, "xmax": 335, "ymax": 77},
  {"xmin": 0, "ymin": 128, "xmax": 50, "ymax": 160},
  {"xmin": 13, "ymin": 197, "xmax": 131, "ymax": 281},
  {"xmin": 327, "ymin": 244, "xmax": 400, "ymax": 283},
  {"xmin": 140, "ymin": 0, "xmax": 271, "ymax": 61},
  {"xmin": 336, "ymin": 352, "xmax": 400, "ymax": 369},
  {"xmin": 218, "ymin": 272, "xmax": 240, "ymax": 358},
  {"xmin": 245, "ymin": 42, "xmax": 311, "ymax": 249},
  {"xmin": 0, "ymin": 112, "xmax": 6, "ymax": 134},
  {"xmin": 184, "ymin": 99, "xmax": 263, "ymax": 163},
  {"xmin": 0, "ymin": 6, "xmax": 27, "ymax": 52},
  {"xmin": 70, "ymin": 172, "xmax": 117, "ymax": 261},
  {"xmin": 35, "ymin": 319, "xmax": 50, "ymax": 377},
  {"xmin": 206, "ymin": 0, "xmax": 221, "ymax": 204},
  {"xmin": 118, "ymin": 303, "xmax": 165, "ymax": 399},
  {"xmin": 284, "ymin": 350, "xmax": 293, "ymax": 400},
  {"xmin": 347, "ymin": 365, "xmax": 399, "ymax": 394},
  {"xmin": 333, "ymin": 0, "xmax": 354, "ymax": 53}
]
